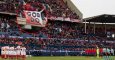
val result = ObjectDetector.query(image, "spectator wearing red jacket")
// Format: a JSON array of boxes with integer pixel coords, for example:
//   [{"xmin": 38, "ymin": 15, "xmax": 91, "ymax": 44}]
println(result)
[
  {"xmin": 93, "ymin": 48, "xmax": 96, "ymax": 56},
  {"xmin": 99, "ymin": 48, "xmax": 103, "ymax": 56},
  {"xmin": 85, "ymin": 48, "xmax": 88, "ymax": 56}
]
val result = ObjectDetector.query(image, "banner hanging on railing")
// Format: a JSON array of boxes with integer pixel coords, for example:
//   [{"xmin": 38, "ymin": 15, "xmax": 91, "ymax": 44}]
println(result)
[
  {"xmin": 24, "ymin": 10, "xmax": 47, "ymax": 27},
  {"xmin": 48, "ymin": 16, "xmax": 81, "ymax": 23}
]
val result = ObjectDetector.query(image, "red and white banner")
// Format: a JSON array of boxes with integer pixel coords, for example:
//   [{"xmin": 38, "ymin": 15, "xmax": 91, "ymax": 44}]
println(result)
[
  {"xmin": 24, "ymin": 10, "xmax": 47, "ymax": 27},
  {"xmin": 48, "ymin": 16, "xmax": 81, "ymax": 23}
]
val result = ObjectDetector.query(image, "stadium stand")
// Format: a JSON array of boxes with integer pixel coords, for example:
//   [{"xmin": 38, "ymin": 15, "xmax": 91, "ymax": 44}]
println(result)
[
  {"xmin": 0, "ymin": 0, "xmax": 79, "ymax": 19},
  {"xmin": 0, "ymin": 0, "xmax": 115, "ymax": 56}
]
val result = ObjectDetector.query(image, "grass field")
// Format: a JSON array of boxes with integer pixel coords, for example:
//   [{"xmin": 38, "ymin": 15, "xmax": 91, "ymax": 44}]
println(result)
[{"xmin": 1, "ymin": 56, "xmax": 115, "ymax": 60}]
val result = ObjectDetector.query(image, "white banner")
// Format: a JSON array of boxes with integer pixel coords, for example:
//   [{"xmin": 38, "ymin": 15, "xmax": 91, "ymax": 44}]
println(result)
[{"xmin": 24, "ymin": 10, "xmax": 47, "ymax": 27}]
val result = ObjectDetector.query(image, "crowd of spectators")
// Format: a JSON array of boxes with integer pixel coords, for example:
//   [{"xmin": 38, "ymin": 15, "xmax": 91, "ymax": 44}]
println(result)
[
  {"xmin": 0, "ymin": 0, "xmax": 115, "ymax": 56},
  {"xmin": 0, "ymin": 38, "xmax": 115, "ymax": 51},
  {"xmin": 0, "ymin": 0, "xmax": 80, "ymax": 19},
  {"xmin": 0, "ymin": 16, "xmax": 21, "ymax": 37},
  {"xmin": 0, "ymin": 16, "xmax": 115, "ymax": 50},
  {"xmin": 0, "ymin": 0, "xmax": 15, "ymax": 13},
  {"xmin": 40, "ymin": 20, "xmax": 84, "ymax": 39},
  {"xmin": 47, "ymin": 0, "xmax": 79, "ymax": 19},
  {"xmin": 0, "ymin": 15, "xmax": 115, "ymax": 50}
]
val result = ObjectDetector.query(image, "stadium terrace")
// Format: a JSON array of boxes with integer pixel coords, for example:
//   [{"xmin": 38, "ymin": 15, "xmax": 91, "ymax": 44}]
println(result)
[{"xmin": 0, "ymin": 0, "xmax": 115, "ymax": 60}]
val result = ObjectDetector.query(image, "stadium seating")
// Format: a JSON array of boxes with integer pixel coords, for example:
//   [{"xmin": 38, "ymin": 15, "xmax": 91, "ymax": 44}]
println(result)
[
  {"xmin": 0, "ymin": 0, "xmax": 79, "ymax": 19},
  {"xmin": 0, "ymin": 0, "xmax": 115, "ymax": 56}
]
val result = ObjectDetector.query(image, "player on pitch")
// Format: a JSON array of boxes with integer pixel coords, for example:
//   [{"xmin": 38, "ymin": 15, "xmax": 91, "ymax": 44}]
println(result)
[
  {"xmin": 21, "ymin": 45, "xmax": 26, "ymax": 60},
  {"xmin": 96, "ymin": 46, "xmax": 99, "ymax": 58}
]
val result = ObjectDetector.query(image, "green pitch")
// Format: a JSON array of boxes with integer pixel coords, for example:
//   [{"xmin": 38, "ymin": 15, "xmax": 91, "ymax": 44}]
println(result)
[
  {"xmin": 0, "ymin": 56, "xmax": 115, "ymax": 60},
  {"xmin": 26, "ymin": 56, "xmax": 115, "ymax": 60}
]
